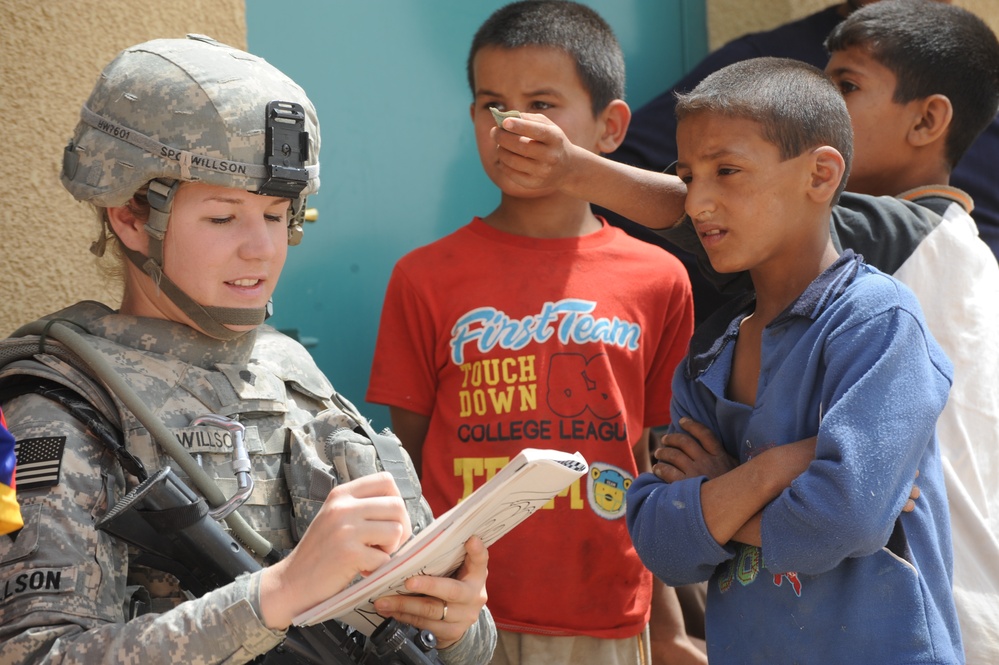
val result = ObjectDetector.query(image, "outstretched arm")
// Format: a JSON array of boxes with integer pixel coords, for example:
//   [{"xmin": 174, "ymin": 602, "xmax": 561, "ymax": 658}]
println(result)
[{"xmin": 491, "ymin": 113, "xmax": 687, "ymax": 229}]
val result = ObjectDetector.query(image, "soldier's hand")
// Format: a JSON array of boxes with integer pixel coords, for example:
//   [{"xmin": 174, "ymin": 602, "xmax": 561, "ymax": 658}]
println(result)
[
  {"xmin": 373, "ymin": 535, "xmax": 490, "ymax": 649},
  {"xmin": 258, "ymin": 472, "xmax": 412, "ymax": 630}
]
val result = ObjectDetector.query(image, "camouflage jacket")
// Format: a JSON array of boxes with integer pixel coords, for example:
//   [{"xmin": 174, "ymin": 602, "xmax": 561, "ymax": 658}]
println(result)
[{"xmin": 0, "ymin": 301, "xmax": 494, "ymax": 665}]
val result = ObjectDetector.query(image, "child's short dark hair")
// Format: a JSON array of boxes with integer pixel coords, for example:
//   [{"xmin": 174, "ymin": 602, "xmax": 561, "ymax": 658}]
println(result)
[
  {"xmin": 467, "ymin": 0, "xmax": 625, "ymax": 116},
  {"xmin": 826, "ymin": 0, "xmax": 999, "ymax": 168},
  {"xmin": 675, "ymin": 57, "xmax": 854, "ymax": 202}
]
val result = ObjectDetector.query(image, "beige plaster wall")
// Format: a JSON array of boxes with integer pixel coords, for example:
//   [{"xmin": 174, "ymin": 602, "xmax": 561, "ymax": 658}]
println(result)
[
  {"xmin": 709, "ymin": 0, "xmax": 999, "ymax": 50},
  {"xmin": 0, "ymin": 0, "xmax": 246, "ymax": 334}
]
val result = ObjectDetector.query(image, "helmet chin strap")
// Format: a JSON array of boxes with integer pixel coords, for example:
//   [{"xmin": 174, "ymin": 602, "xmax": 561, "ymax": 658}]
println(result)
[{"xmin": 121, "ymin": 179, "xmax": 268, "ymax": 341}]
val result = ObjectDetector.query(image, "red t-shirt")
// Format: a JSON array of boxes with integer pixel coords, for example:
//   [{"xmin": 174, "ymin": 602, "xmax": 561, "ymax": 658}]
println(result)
[{"xmin": 368, "ymin": 218, "xmax": 693, "ymax": 638}]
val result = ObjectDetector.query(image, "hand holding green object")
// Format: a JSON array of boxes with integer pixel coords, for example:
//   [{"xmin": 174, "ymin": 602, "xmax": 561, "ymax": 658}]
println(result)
[{"xmin": 490, "ymin": 107, "xmax": 521, "ymax": 127}]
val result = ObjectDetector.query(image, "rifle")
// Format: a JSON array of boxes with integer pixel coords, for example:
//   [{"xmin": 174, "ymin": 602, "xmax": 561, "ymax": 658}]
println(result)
[{"xmin": 96, "ymin": 465, "xmax": 442, "ymax": 665}]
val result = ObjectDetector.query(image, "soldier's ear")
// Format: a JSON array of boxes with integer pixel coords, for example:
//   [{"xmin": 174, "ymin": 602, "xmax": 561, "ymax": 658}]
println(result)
[{"xmin": 105, "ymin": 203, "xmax": 150, "ymax": 254}]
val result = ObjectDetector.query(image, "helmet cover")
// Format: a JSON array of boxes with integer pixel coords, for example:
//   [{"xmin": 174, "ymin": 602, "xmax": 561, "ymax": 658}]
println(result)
[{"xmin": 61, "ymin": 34, "xmax": 320, "ymax": 213}]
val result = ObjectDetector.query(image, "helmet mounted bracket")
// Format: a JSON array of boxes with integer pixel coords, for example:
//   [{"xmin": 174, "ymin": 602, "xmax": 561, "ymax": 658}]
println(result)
[
  {"xmin": 261, "ymin": 100, "xmax": 310, "ymax": 245},
  {"xmin": 261, "ymin": 101, "xmax": 309, "ymax": 200}
]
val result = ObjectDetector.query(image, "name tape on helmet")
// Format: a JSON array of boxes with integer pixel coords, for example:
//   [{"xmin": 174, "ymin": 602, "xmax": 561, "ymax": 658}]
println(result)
[{"xmin": 78, "ymin": 105, "xmax": 319, "ymax": 184}]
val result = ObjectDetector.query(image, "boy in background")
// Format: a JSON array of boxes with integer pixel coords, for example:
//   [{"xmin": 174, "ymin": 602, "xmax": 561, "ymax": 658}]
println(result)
[
  {"xmin": 625, "ymin": 56, "xmax": 960, "ymax": 664},
  {"xmin": 367, "ymin": 2, "xmax": 699, "ymax": 663},
  {"xmin": 821, "ymin": 6, "xmax": 999, "ymax": 659}
]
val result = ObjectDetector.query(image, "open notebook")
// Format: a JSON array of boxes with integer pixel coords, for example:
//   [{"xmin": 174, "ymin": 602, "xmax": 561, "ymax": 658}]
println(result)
[{"xmin": 293, "ymin": 448, "xmax": 588, "ymax": 634}]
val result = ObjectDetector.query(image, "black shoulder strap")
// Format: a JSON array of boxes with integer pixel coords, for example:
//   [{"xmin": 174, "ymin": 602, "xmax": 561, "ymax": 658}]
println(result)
[{"xmin": 1, "ymin": 378, "xmax": 146, "ymax": 481}]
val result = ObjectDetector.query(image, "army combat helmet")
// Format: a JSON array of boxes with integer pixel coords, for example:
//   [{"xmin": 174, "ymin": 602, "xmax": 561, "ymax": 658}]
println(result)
[{"xmin": 61, "ymin": 34, "xmax": 320, "ymax": 340}]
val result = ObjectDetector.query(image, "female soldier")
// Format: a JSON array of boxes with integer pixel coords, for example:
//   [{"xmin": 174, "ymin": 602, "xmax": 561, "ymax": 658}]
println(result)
[{"xmin": 0, "ymin": 35, "xmax": 493, "ymax": 664}]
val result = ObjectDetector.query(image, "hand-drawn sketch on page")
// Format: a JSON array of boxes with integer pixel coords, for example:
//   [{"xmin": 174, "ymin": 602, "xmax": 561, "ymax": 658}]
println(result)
[{"xmin": 293, "ymin": 448, "xmax": 588, "ymax": 633}]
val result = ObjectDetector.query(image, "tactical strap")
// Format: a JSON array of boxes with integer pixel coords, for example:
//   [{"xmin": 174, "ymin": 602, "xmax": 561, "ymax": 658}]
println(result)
[
  {"xmin": 329, "ymin": 391, "xmax": 418, "ymax": 501},
  {"xmin": 0, "ymin": 378, "xmax": 147, "ymax": 481},
  {"xmin": 356, "ymin": 420, "xmax": 418, "ymax": 501}
]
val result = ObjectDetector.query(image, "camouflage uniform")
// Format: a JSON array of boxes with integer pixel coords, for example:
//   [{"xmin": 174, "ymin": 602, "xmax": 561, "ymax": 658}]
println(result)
[{"xmin": 0, "ymin": 301, "xmax": 494, "ymax": 664}]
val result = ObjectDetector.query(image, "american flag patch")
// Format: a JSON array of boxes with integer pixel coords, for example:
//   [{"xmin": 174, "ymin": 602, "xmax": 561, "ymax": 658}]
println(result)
[{"xmin": 14, "ymin": 437, "xmax": 66, "ymax": 490}]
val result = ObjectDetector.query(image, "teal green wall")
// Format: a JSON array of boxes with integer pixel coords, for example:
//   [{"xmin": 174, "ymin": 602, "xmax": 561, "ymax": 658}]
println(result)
[{"xmin": 247, "ymin": 1, "xmax": 707, "ymax": 428}]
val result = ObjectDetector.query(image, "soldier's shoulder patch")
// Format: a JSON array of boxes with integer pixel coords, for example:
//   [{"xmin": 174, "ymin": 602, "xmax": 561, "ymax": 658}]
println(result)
[{"xmin": 14, "ymin": 437, "xmax": 66, "ymax": 490}]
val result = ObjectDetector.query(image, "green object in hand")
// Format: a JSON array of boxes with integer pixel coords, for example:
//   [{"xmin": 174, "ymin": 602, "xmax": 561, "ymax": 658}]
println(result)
[{"xmin": 490, "ymin": 108, "xmax": 521, "ymax": 127}]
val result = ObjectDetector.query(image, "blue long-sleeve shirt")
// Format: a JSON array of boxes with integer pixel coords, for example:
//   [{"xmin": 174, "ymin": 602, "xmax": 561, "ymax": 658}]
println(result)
[{"xmin": 627, "ymin": 252, "xmax": 963, "ymax": 664}]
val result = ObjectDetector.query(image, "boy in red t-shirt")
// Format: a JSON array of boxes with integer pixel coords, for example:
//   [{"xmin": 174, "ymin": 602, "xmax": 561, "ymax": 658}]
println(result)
[{"xmin": 367, "ymin": 2, "xmax": 698, "ymax": 664}]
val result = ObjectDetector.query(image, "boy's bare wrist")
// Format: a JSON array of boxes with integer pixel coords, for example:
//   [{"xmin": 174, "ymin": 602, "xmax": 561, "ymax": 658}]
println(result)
[
  {"xmin": 748, "ymin": 447, "xmax": 795, "ymax": 499},
  {"xmin": 752, "ymin": 440, "xmax": 814, "ymax": 497},
  {"xmin": 563, "ymin": 145, "xmax": 596, "ymax": 198}
]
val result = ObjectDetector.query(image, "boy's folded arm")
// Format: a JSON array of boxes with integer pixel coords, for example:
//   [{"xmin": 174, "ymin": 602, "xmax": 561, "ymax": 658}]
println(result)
[
  {"xmin": 626, "ymin": 473, "xmax": 732, "ymax": 586},
  {"xmin": 699, "ymin": 439, "xmax": 816, "ymax": 546},
  {"xmin": 656, "ymin": 417, "xmax": 817, "ymax": 548},
  {"xmin": 731, "ymin": 512, "xmax": 764, "ymax": 545},
  {"xmin": 627, "ymin": 382, "xmax": 793, "ymax": 582},
  {"xmin": 626, "ymin": 440, "xmax": 812, "ymax": 583},
  {"xmin": 760, "ymin": 306, "xmax": 952, "ymax": 573},
  {"xmin": 722, "ymin": 438, "xmax": 817, "ymax": 546}
]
